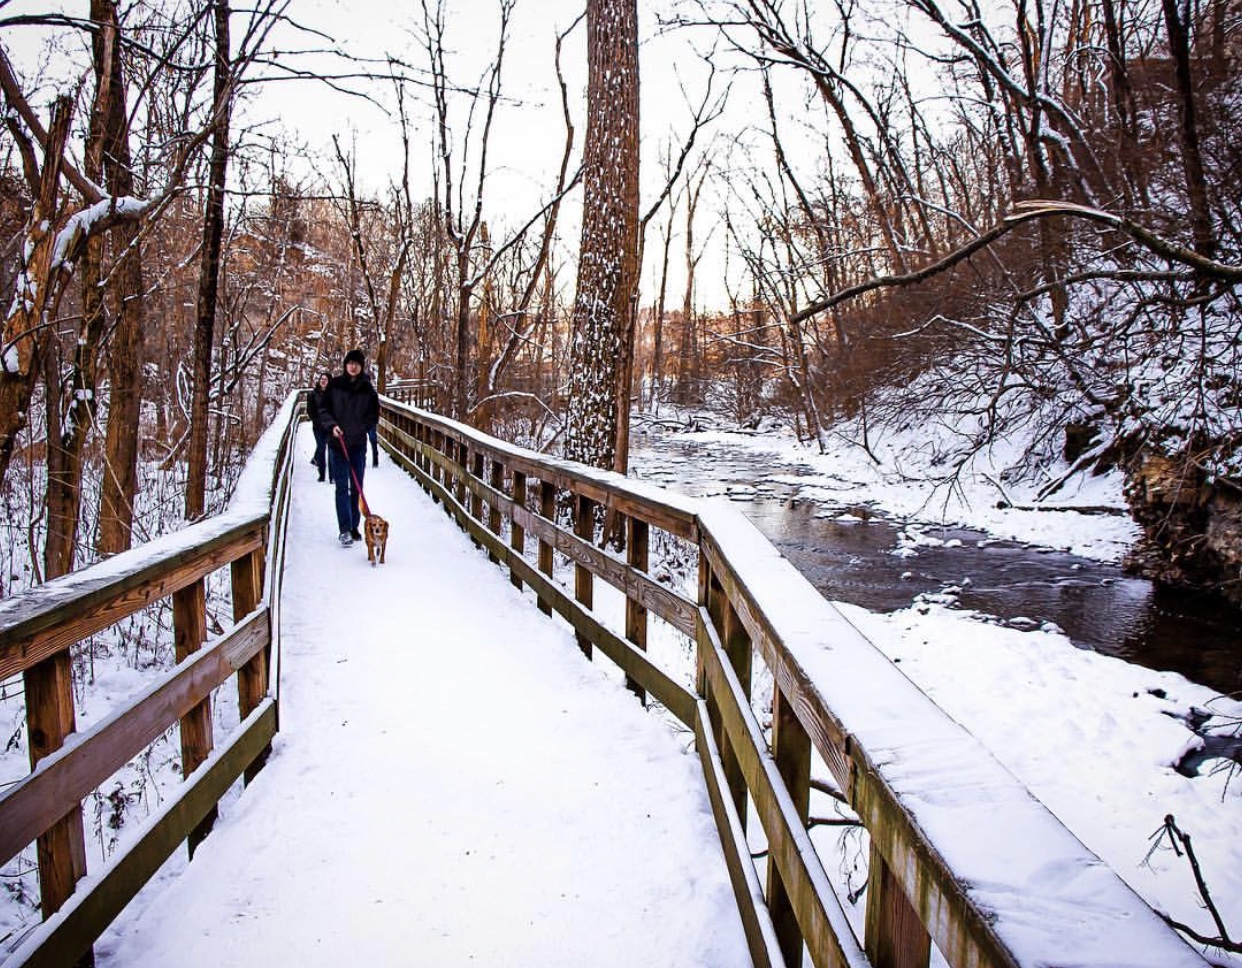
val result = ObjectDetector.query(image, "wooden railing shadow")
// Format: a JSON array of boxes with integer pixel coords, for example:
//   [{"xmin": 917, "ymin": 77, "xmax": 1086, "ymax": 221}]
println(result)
[
  {"xmin": 0, "ymin": 392, "xmax": 301, "ymax": 968},
  {"xmin": 379, "ymin": 394, "xmax": 1209, "ymax": 968}
]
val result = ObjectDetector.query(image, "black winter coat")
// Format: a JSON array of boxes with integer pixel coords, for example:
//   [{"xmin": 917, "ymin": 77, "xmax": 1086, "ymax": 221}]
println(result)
[
  {"xmin": 306, "ymin": 386, "xmax": 328, "ymax": 429},
  {"xmin": 318, "ymin": 372, "xmax": 378, "ymax": 450}
]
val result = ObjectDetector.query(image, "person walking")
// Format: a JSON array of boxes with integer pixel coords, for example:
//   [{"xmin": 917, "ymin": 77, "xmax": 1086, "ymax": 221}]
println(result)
[
  {"xmin": 318, "ymin": 349, "xmax": 379, "ymax": 547},
  {"xmin": 306, "ymin": 372, "xmax": 332, "ymax": 482}
]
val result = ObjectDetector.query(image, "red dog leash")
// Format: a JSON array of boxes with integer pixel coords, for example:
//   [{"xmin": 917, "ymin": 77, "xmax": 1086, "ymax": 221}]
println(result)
[{"xmin": 335, "ymin": 434, "xmax": 372, "ymax": 517}]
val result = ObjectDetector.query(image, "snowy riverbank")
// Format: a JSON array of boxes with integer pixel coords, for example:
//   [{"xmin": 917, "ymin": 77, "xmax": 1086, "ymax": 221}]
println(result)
[{"xmin": 630, "ymin": 411, "xmax": 1242, "ymax": 965}]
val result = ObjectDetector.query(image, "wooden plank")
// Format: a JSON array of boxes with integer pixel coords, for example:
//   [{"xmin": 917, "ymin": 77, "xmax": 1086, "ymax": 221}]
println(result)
[
  {"xmin": 624, "ymin": 516, "xmax": 648, "ymax": 702},
  {"xmin": 719, "ymin": 598, "xmax": 751, "ymax": 826},
  {"xmin": 390, "ymin": 420, "xmax": 697, "ymax": 636},
  {"xmin": 699, "ymin": 527, "xmax": 853, "ymax": 792},
  {"xmin": 697, "ymin": 608, "xmax": 869, "ymax": 968},
  {"xmin": 23, "ymin": 649, "xmax": 87, "ymax": 919},
  {"xmin": 232, "ymin": 550, "xmax": 266, "ymax": 719},
  {"xmin": 8, "ymin": 702, "xmax": 278, "ymax": 968},
  {"xmin": 511, "ymin": 552, "xmax": 697, "ymax": 728},
  {"xmin": 0, "ymin": 610, "xmax": 269, "ymax": 870},
  {"xmin": 488, "ymin": 459, "xmax": 504, "ymax": 565},
  {"xmin": 470, "ymin": 450, "xmax": 485, "ymax": 523},
  {"xmin": 864, "ymin": 838, "xmax": 932, "ymax": 968},
  {"xmin": 574, "ymin": 495, "xmax": 595, "ymax": 659},
  {"xmin": 694, "ymin": 700, "xmax": 785, "ymax": 968},
  {"xmin": 0, "ymin": 520, "xmax": 266, "ymax": 683},
  {"xmin": 769, "ymin": 683, "xmax": 813, "ymax": 968},
  {"xmin": 510, "ymin": 470, "xmax": 526, "ymax": 590},
  {"xmin": 231, "ymin": 547, "xmax": 269, "ymax": 789},
  {"xmin": 172, "ymin": 580, "xmax": 215, "ymax": 854},
  {"xmin": 538, "ymin": 480, "xmax": 555, "ymax": 617},
  {"xmin": 512, "ymin": 502, "xmax": 697, "ymax": 638}
]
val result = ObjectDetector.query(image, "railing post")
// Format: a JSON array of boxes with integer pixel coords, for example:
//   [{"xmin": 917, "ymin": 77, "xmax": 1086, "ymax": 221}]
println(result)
[
  {"xmin": 696, "ymin": 555, "xmax": 714, "ymax": 697},
  {"xmin": 510, "ymin": 470, "xmax": 527, "ymax": 589},
  {"xmin": 431, "ymin": 429, "xmax": 443, "ymax": 491},
  {"xmin": 769, "ymin": 683, "xmax": 812, "ymax": 967},
  {"xmin": 471, "ymin": 450, "xmax": 485, "ymax": 522},
  {"xmin": 24, "ymin": 651, "xmax": 88, "ymax": 922},
  {"xmin": 455, "ymin": 440, "xmax": 469, "ymax": 507},
  {"xmin": 718, "ymin": 598, "xmax": 750, "ymax": 825},
  {"xmin": 624, "ymin": 515, "xmax": 649, "ymax": 703},
  {"xmin": 231, "ymin": 546, "xmax": 269, "ymax": 784},
  {"xmin": 537, "ymin": 480, "xmax": 555, "ymax": 616},
  {"xmin": 700, "ymin": 562, "xmax": 750, "ymax": 825},
  {"xmin": 573, "ymin": 494, "xmax": 595, "ymax": 658},
  {"xmin": 488, "ymin": 459, "xmax": 504, "ymax": 564},
  {"xmin": 172, "ymin": 577, "xmax": 216, "ymax": 855},
  {"xmin": 864, "ymin": 841, "xmax": 932, "ymax": 968}
]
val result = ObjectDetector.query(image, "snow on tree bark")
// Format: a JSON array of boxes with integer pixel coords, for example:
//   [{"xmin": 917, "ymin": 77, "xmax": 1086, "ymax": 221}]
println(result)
[{"xmin": 564, "ymin": 0, "xmax": 639, "ymax": 471}]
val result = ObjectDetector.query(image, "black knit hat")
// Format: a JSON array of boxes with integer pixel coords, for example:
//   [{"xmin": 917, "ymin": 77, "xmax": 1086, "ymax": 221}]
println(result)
[{"xmin": 344, "ymin": 349, "xmax": 365, "ymax": 368}]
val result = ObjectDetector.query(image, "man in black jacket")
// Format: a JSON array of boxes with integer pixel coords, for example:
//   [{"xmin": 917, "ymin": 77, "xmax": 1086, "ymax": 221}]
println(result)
[{"xmin": 319, "ymin": 348, "xmax": 379, "ymax": 546}]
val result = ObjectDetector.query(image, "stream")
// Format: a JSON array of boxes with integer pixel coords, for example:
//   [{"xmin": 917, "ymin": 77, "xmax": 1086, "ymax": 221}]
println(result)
[{"xmin": 630, "ymin": 432, "xmax": 1242, "ymax": 699}]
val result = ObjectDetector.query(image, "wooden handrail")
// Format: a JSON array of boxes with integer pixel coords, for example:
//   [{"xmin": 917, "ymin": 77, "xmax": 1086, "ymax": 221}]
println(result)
[
  {"xmin": 0, "ymin": 391, "xmax": 301, "ymax": 966},
  {"xmin": 379, "ymin": 398, "xmax": 1209, "ymax": 968}
]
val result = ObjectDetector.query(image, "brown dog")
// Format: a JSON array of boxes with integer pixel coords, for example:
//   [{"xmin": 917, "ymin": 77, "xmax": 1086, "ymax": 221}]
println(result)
[{"xmin": 364, "ymin": 513, "xmax": 389, "ymax": 566}]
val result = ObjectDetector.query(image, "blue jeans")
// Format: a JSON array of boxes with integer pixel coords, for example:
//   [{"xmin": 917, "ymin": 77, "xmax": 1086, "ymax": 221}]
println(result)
[
  {"xmin": 312, "ymin": 426, "xmax": 330, "ymax": 478},
  {"xmin": 329, "ymin": 439, "xmax": 367, "ymax": 534}
]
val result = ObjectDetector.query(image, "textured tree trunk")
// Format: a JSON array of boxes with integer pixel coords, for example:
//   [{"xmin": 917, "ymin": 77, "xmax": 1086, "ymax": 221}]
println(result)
[
  {"xmin": 563, "ymin": 0, "xmax": 639, "ymax": 471},
  {"xmin": 1161, "ymin": 0, "xmax": 1215, "ymax": 258},
  {"xmin": 0, "ymin": 97, "xmax": 74, "ymax": 492},
  {"xmin": 186, "ymin": 0, "xmax": 231, "ymax": 520},
  {"xmin": 96, "ymin": 220, "xmax": 145, "ymax": 553}
]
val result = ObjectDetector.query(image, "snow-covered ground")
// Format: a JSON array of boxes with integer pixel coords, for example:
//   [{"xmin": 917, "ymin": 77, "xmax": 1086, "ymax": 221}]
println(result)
[
  {"xmin": 630, "ymin": 411, "xmax": 1242, "ymax": 965},
  {"xmin": 3, "ymin": 414, "xmax": 1238, "ymax": 967},
  {"xmin": 83, "ymin": 439, "xmax": 751, "ymax": 967}
]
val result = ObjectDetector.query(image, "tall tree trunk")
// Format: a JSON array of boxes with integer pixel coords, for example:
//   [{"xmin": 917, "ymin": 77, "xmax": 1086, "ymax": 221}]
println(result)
[
  {"xmin": 186, "ymin": 0, "xmax": 231, "ymax": 520},
  {"xmin": 563, "ymin": 0, "xmax": 639, "ymax": 471},
  {"xmin": 86, "ymin": 0, "xmax": 144, "ymax": 559},
  {"xmin": 0, "ymin": 97, "xmax": 74, "ymax": 491},
  {"xmin": 45, "ymin": 18, "xmax": 112, "ymax": 577},
  {"xmin": 1161, "ymin": 0, "xmax": 1215, "ymax": 258},
  {"xmin": 97, "ymin": 220, "xmax": 145, "ymax": 552},
  {"xmin": 648, "ymin": 216, "xmax": 673, "ymax": 410}
]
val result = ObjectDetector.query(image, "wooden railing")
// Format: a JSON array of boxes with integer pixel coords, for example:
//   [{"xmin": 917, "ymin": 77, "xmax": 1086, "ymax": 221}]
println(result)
[
  {"xmin": 379, "ymin": 398, "xmax": 1209, "ymax": 968},
  {"xmin": 0, "ymin": 391, "xmax": 301, "ymax": 968}
]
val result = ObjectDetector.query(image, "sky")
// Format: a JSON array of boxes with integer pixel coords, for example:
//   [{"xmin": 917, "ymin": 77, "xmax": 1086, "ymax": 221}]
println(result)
[
  {"xmin": 3, "ymin": 415, "xmax": 1236, "ymax": 966},
  {"xmin": 0, "ymin": 0, "xmax": 756, "ymax": 308}
]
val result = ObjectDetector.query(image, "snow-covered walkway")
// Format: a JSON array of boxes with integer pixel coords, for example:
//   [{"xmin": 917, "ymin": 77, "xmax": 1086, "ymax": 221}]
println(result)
[{"xmin": 96, "ymin": 430, "xmax": 751, "ymax": 967}]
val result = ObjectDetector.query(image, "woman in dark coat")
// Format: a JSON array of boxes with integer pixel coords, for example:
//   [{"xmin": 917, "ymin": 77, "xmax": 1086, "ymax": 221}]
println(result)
[
  {"xmin": 318, "ymin": 349, "xmax": 379, "ymax": 546},
  {"xmin": 306, "ymin": 373, "xmax": 332, "ymax": 482}
]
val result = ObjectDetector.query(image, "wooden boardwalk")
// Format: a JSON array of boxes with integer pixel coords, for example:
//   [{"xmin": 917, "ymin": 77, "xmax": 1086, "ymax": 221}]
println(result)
[{"xmin": 93, "ymin": 442, "xmax": 751, "ymax": 967}]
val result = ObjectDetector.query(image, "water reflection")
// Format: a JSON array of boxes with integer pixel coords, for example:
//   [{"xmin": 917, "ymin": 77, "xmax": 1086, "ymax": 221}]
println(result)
[{"xmin": 632, "ymin": 437, "xmax": 1242, "ymax": 696}]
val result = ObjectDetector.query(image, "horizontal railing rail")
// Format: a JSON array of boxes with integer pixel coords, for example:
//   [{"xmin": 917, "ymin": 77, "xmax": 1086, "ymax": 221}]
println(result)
[
  {"xmin": 0, "ymin": 391, "xmax": 302, "ymax": 968},
  {"xmin": 379, "ymin": 397, "xmax": 1208, "ymax": 968}
]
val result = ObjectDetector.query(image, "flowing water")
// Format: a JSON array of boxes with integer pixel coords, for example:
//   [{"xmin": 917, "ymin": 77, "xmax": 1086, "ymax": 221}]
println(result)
[{"xmin": 631, "ymin": 433, "xmax": 1242, "ymax": 698}]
